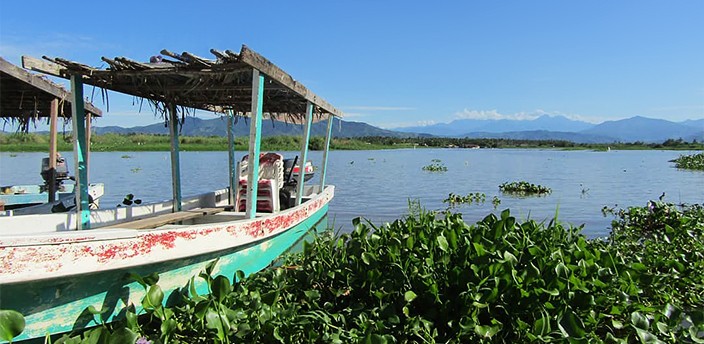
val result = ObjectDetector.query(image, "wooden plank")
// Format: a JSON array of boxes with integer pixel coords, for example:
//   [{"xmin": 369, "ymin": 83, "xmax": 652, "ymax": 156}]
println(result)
[
  {"xmin": 238, "ymin": 45, "xmax": 343, "ymax": 118},
  {"xmin": 70, "ymin": 75, "xmax": 90, "ymax": 230},
  {"xmin": 319, "ymin": 115, "xmax": 334, "ymax": 190},
  {"xmin": 227, "ymin": 111, "xmax": 237, "ymax": 206},
  {"xmin": 246, "ymin": 70, "xmax": 264, "ymax": 219},
  {"xmin": 103, "ymin": 207, "xmax": 228, "ymax": 230},
  {"xmin": 296, "ymin": 102, "xmax": 313, "ymax": 206},
  {"xmin": 168, "ymin": 103, "xmax": 182, "ymax": 212},
  {"xmin": 48, "ymin": 99, "xmax": 59, "ymax": 202}
]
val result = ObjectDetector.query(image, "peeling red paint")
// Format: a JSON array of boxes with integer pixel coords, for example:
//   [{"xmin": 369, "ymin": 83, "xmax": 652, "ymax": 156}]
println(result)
[{"xmin": 1, "ymin": 188, "xmax": 333, "ymax": 283}]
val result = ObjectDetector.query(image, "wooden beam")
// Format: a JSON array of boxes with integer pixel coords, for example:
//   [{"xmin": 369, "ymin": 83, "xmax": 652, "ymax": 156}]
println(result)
[
  {"xmin": 246, "ymin": 69, "xmax": 264, "ymax": 219},
  {"xmin": 48, "ymin": 99, "xmax": 59, "ymax": 202},
  {"xmin": 319, "ymin": 115, "xmax": 334, "ymax": 191},
  {"xmin": 70, "ymin": 75, "xmax": 90, "ymax": 230},
  {"xmin": 85, "ymin": 112, "xmax": 91, "ymax": 180},
  {"xmin": 238, "ymin": 45, "xmax": 343, "ymax": 118},
  {"xmin": 168, "ymin": 103, "xmax": 182, "ymax": 212},
  {"xmin": 227, "ymin": 111, "xmax": 237, "ymax": 206},
  {"xmin": 296, "ymin": 102, "xmax": 314, "ymax": 206}
]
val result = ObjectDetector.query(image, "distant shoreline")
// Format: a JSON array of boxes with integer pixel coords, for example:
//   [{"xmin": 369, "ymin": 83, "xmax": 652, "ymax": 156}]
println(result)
[{"xmin": 1, "ymin": 133, "xmax": 702, "ymax": 152}]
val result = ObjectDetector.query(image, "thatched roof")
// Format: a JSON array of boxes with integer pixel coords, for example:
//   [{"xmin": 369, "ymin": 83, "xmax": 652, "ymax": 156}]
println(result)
[
  {"xmin": 22, "ymin": 45, "xmax": 343, "ymax": 124},
  {"xmin": 0, "ymin": 57, "xmax": 102, "ymax": 131}
]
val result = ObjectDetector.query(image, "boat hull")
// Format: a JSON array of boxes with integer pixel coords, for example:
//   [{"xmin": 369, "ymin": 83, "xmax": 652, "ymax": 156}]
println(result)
[{"xmin": 0, "ymin": 187, "xmax": 332, "ymax": 342}]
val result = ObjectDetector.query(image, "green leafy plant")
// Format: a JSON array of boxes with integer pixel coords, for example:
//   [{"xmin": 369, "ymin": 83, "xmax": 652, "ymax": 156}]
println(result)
[
  {"xmin": 28, "ymin": 200, "xmax": 704, "ymax": 343},
  {"xmin": 443, "ymin": 192, "xmax": 486, "ymax": 207},
  {"xmin": 0, "ymin": 310, "xmax": 25, "ymax": 343},
  {"xmin": 499, "ymin": 181, "xmax": 552, "ymax": 196},
  {"xmin": 671, "ymin": 152, "xmax": 704, "ymax": 171},
  {"xmin": 422, "ymin": 159, "xmax": 448, "ymax": 172}
]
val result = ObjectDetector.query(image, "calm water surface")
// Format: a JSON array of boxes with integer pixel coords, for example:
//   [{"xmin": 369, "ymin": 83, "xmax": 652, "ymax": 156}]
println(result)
[{"xmin": 1, "ymin": 149, "xmax": 702, "ymax": 237}]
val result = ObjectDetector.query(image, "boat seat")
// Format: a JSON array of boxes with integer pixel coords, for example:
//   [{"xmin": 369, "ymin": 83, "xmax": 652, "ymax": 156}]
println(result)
[
  {"xmin": 103, "ymin": 206, "xmax": 232, "ymax": 230},
  {"xmin": 237, "ymin": 153, "xmax": 284, "ymax": 213}
]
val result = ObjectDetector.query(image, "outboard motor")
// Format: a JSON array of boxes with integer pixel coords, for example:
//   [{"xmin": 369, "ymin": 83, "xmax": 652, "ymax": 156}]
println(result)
[{"xmin": 41, "ymin": 156, "xmax": 70, "ymax": 189}]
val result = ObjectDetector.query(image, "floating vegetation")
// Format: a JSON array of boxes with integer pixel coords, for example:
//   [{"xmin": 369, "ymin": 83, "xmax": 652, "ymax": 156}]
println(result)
[
  {"xmin": 422, "ymin": 159, "xmax": 448, "ymax": 172},
  {"xmin": 131, "ymin": 167, "xmax": 142, "ymax": 173},
  {"xmin": 9, "ymin": 153, "xmax": 17, "ymax": 157},
  {"xmin": 118, "ymin": 193, "xmax": 142, "ymax": 207},
  {"xmin": 444, "ymin": 192, "xmax": 486, "ymax": 207},
  {"xmin": 24, "ymin": 201, "xmax": 704, "ymax": 343},
  {"xmin": 671, "ymin": 152, "xmax": 704, "ymax": 171},
  {"xmin": 121, "ymin": 154, "xmax": 133, "ymax": 159},
  {"xmin": 491, "ymin": 195, "xmax": 501, "ymax": 208},
  {"xmin": 499, "ymin": 181, "xmax": 551, "ymax": 196}
]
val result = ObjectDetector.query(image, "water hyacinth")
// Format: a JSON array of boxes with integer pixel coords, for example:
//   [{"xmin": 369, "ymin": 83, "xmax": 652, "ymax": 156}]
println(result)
[
  {"xmin": 671, "ymin": 152, "xmax": 704, "ymax": 171},
  {"xmin": 499, "ymin": 181, "xmax": 552, "ymax": 196},
  {"xmin": 3, "ymin": 201, "xmax": 702, "ymax": 343}
]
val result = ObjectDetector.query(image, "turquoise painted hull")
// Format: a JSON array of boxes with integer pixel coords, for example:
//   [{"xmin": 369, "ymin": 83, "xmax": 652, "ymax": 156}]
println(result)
[{"xmin": 1, "ymin": 205, "xmax": 328, "ymax": 342}]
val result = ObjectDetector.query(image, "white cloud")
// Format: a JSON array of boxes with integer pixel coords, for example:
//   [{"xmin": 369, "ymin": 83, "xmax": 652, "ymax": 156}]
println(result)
[{"xmin": 455, "ymin": 108, "xmax": 603, "ymax": 124}]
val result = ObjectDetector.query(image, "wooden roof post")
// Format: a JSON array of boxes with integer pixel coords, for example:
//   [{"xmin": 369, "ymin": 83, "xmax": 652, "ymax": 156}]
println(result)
[
  {"xmin": 227, "ymin": 110, "xmax": 237, "ymax": 206},
  {"xmin": 70, "ymin": 75, "xmax": 90, "ymax": 230},
  {"xmin": 319, "ymin": 115, "xmax": 334, "ymax": 191},
  {"xmin": 85, "ymin": 112, "xmax": 92, "ymax": 181},
  {"xmin": 48, "ymin": 98, "xmax": 59, "ymax": 203},
  {"xmin": 246, "ymin": 69, "xmax": 264, "ymax": 219},
  {"xmin": 296, "ymin": 102, "xmax": 314, "ymax": 206},
  {"xmin": 167, "ymin": 103, "xmax": 182, "ymax": 212}
]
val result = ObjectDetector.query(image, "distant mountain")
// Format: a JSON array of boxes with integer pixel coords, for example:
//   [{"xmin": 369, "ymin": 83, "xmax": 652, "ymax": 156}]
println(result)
[
  {"xmin": 93, "ymin": 117, "xmax": 416, "ymax": 138},
  {"xmin": 580, "ymin": 116, "xmax": 704, "ymax": 143},
  {"xmin": 394, "ymin": 115, "xmax": 594, "ymax": 136},
  {"xmin": 680, "ymin": 119, "xmax": 704, "ymax": 131},
  {"xmin": 459, "ymin": 130, "xmax": 616, "ymax": 144}
]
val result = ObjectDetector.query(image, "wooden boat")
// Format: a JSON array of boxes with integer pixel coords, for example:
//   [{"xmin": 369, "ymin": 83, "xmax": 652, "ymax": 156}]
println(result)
[
  {"xmin": 0, "ymin": 45, "xmax": 342, "ymax": 342},
  {"xmin": 0, "ymin": 57, "xmax": 104, "ymax": 216},
  {"xmin": 0, "ymin": 182, "xmax": 105, "ymax": 214}
]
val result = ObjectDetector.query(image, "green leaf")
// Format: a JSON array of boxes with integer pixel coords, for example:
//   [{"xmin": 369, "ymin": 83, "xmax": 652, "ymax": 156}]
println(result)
[
  {"xmin": 611, "ymin": 319, "xmax": 624, "ymax": 329},
  {"xmin": 107, "ymin": 328, "xmax": 138, "ymax": 344},
  {"xmin": 533, "ymin": 314, "xmax": 551, "ymax": 336},
  {"xmin": 143, "ymin": 285, "xmax": 164, "ymax": 310},
  {"xmin": 211, "ymin": 275, "xmax": 232, "ymax": 303},
  {"xmin": 503, "ymin": 251, "xmax": 518, "ymax": 265},
  {"xmin": 475, "ymin": 324, "xmax": 500, "ymax": 338},
  {"xmin": 160, "ymin": 318, "xmax": 178, "ymax": 337},
  {"xmin": 404, "ymin": 291, "xmax": 417, "ymax": 302},
  {"xmin": 630, "ymin": 311, "xmax": 649, "ymax": 330},
  {"xmin": 361, "ymin": 252, "xmax": 374, "ymax": 265},
  {"xmin": 205, "ymin": 309, "xmax": 229, "ymax": 340},
  {"xmin": 437, "ymin": 236, "xmax": 449, "ymax": 252},
  {"xmin": 559, "ymin": 310, "xmax": 585, "ymax": 338},
  {"xmin": 634, "ymin": 328, "xmax": 660, "ymax": 343},
  {"xmin": 0, "ymin": 310, "xmax": 25, "ymax": 342}
]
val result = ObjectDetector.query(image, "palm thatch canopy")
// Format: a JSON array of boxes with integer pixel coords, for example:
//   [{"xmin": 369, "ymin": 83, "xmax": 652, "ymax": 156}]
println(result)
[
  {"xmin": 0, "ymin": 57, "xmax": 102, "ymax": 132},
  {"xmin": 22, "ymin": 45, "xmax": 343, "ymax": 124}
]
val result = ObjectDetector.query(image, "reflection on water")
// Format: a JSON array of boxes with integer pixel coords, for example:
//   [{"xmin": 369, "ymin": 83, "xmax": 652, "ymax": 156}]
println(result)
[{"xmin": 2, "ymin": 149, "xmax": 702, "ymax": 237}]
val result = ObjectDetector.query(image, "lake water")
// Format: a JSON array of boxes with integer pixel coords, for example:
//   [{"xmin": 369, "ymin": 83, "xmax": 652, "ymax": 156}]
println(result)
[{"xmin": 1, "ymin": 149, "xmax": 702, "ymax": 237}]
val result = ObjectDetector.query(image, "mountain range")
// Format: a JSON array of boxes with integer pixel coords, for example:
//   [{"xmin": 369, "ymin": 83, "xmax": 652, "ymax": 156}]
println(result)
[
  {"xmin": 89, "ymin": 115, "xmax": 704, "ymax": 144},
  {"xmin": 393, "ymin": 115, "xmax": 704, "ymax": 143}
]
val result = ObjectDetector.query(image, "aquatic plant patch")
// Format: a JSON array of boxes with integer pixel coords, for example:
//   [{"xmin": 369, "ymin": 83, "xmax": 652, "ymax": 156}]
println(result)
[
  {"xmin": 422, "ymin": 159, "xmax": 448, "ymax": 172},
  {"xmin": 671, "ymin": 152, "xmax": 704, "ymax": 171},
  {"xmin": 443, "ymin": 192, "xmax": 486, "ymax": 207},
  {"xmin": 499, "ymin": 181, "xmax": 551, "ymax": 196},
  {"xmin": 9, "ymin": 200, "xmax": 701, "ymax": 343}
]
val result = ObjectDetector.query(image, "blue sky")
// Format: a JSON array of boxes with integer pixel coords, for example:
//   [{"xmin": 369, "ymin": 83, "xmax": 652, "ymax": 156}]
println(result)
[{"xmin": 1, "ymin": 1, "xmax": 702, "ymax": 129}]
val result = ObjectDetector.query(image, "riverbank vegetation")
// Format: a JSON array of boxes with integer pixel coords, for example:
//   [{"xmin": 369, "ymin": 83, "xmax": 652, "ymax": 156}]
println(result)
[
  {"xmin": 5, "ymin": 200, "xmax": 702, "ymax": 343},
  {"xmin": 671, "ymin": 152, "xmax": 704, "ymax": 171},
  {"xmin": 1, "ymin": 132, "xmax": 702, "ymax": 152}
]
